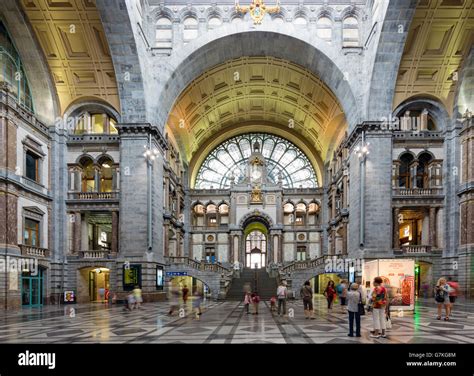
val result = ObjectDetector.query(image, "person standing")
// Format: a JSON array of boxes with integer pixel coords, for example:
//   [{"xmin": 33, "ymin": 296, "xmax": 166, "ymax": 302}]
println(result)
[
  {"xmin": 323, "ymin": 280, "xmax": 336, "ymax": 311},
  {"xmin": 276, "ymin": 281, "xmax": 288, "ymax": 317},
  {"xmin": 243, "ymin": 291, "xmax": 252, "ymax": 314},
  {"xmin": 337, "ymin": 280, "xmax": 348, "ymax": 313},
  {"xmin": 168, "ymin": 285, "xmax": 180, "ymax": 316},
  {"xmin": 434, "ymin": 278, "xmax": 451, "ymax": 321},
  {"xmin": 347, "ymin": 283, "xmax": 363, "ymax": 337},
  {"xmin": 370, "ymin": 277, "xmax": 387, "ymax": 339},
  {"xmin": 447, "ymin": 277, "xmax": 459, "ymax": 315},
  {"xmin": 251, "ymin": 292, "xmax": 260, "ymax": 315},
  {"xmin": 300, "ymin": 281, "xmax": 316, "ymax": 320}
]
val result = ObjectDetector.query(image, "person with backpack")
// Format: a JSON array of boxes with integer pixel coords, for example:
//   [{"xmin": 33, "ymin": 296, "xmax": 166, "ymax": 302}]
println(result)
[
  {"xmin": 276, "ymin": 281, "xmax": 288, "ymax": 317},
  {"xmin": 251, "ymin": 292, "xmax": 260, "ymax": 315},
  {"xmin": 370, "ymin": 277, "xmax": 387, "ymax": 339},
  {"xmin": 300, "ymin": 281, "xmax": 316, "ymax": 319},
  {"xmin": 434, "ymin": 278, "xmax": 451, "ymax": 321},
  {"xmin": 323, "ymin": 280, "xmax": 336, "ymax": 311}
]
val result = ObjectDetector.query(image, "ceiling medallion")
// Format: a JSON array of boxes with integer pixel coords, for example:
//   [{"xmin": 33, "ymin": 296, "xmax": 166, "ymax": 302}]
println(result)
[{"xmin": 235, "ymin": 0, "xmax": 281, "ymax": 25}]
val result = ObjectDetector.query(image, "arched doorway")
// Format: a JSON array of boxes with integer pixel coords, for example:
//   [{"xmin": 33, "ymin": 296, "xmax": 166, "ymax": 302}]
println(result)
[{"xmin": 244, "ymin": 222, "xmax": 268, "ymax": 269}]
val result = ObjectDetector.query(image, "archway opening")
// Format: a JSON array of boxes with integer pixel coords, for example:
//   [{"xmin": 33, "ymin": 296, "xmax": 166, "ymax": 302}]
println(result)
[
  {"xmin": 244, "ymin": 222, "xmax": 268, "ymax": 269},
  {"xmin": 78, "ymin": 267, "xmax": 110, "ymax": 303}
]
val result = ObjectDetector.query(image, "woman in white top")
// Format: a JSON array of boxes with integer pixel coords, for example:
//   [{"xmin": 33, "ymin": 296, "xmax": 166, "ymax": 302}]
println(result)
[{"xmin": 434, "ymin": 278, "xmax": 451, "ymax": 321}]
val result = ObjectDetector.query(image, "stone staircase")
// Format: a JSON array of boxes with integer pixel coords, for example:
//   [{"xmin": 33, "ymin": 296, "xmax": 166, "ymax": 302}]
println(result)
[{"xmin": 226, "ymin": 268, "xmax": 278, "ymax": 301}]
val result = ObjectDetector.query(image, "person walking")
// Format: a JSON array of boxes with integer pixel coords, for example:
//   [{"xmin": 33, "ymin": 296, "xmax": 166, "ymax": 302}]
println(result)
[
  {"xmin": 347, "ymin": 283, "xmax": 363, "ymax": 337},
  {"xmin": 182, "ymin": 285, "xmax": 189, "ymax": 306},
  {"xmin": 167, "ymin": 285, "xmax": 180, "ymax": 316},
  {"xmin": 276, "ymin": 281, "xmax": 288, "ymax": 317},
  {"xmin": 251, "ymin": 292, "xmax": 260, "ymax": 315},
  {"xmin": 370, "ymin": 277, "xmax": 387, "ymax": 339},
  {"xmin": 434, "ymin": 278, "xmax": 451, "ymax": 321},
  {"xmin": 447, "ymin": 277, "xmax": 459, "ymax": 315},
  {"xmin": 192, "ymin": 289, "xmax": 203, "ymax": 319},
  {"xmin": 323, "ymin": 280, "xmax": 336, "ymax": 311},
  {"xmin": 300, "ymin": 281, "xmax": 316, "ymax": 320},
  {"xmin": 132, "ymin": 285, "xmax": 142, "ymax": 310},
  {"xmin": 243, "ymin": 291, "xmax": 252, "ymax": 314}
]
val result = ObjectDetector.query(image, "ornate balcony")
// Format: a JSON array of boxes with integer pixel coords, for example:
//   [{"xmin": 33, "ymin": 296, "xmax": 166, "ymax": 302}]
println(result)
[
  {"xmin": 78, "ymin": 250, "xmax": 112, "ymax": 259},
  {"xmin": 166, "ymin": 257, "xmax": 231, "ymax": 274},
  {"xmin": 67, "ymin": 191, "xmax": 119, "ymax": 201},
  {"xmin": 20, "ymin": 245, "xmax": 49, "ymax": 258},
  {"xmin": 393, "ymin": 188, "xmax": 443, "ymax": 197},
  {"xmin": 395, "ymin": 245, "xmax": 432, "ymax": 255}
]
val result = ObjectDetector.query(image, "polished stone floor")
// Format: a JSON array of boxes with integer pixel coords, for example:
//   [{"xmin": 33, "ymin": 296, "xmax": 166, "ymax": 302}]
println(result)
[{"xmin": 1, "ymin": 296, "xmax": 473, "ymax": 344}]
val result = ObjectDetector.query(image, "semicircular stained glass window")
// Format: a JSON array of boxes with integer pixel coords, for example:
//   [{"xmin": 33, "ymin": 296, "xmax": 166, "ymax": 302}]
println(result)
[{"xmin": 195, "ymin": 133, "xmax": 318, "ymax": 189}]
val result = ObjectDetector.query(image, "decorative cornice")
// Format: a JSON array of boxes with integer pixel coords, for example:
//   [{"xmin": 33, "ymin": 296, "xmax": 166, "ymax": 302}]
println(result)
[{"xmin": 117, "ymin": 123, "xmax": 169, "ymax": 152}]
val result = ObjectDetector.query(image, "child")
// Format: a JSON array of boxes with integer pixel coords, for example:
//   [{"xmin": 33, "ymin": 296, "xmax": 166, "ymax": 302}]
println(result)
[
  {"xmin": 244, "ymin": 291, "xmax": 252, "ymax": 314},
  {"xmin": 270, "ymin": 296, "xmax": 277, "ymax": 312},
  {"xmin": 251, "ymin": 292, "xmax": 260, "ymax": 315}
]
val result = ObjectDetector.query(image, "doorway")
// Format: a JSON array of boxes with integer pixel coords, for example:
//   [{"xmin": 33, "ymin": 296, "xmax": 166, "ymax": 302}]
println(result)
[
  {"xmin": 88, "ymin": 268, "xmax": 110, "ymax": 302},
  {"xmin": 21, "ymin": 268, "xmax": 44, "ymax": 307},
  {"xmin": 245, "ymin": 230, "xmax": 267, "ymax": 269}
]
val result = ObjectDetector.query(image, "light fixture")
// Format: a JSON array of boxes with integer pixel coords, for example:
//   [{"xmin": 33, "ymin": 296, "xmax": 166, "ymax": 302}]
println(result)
[{"xmin": 102, "ymin": 163, "xmax": 110, "ymax": 168}]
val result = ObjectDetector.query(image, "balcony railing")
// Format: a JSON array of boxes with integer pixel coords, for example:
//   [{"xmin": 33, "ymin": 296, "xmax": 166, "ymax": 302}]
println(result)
[
  {"xmin": 280, "ymin": 256, "xmax": 326, "ymax": 274},
  {"xmin": 166, "ymin": 257, "xmax": 231, "ymax": 274},
  {"xmin": 68, "ymin": 191, "xmax": 119, "ymax": 200},
  {"xmin": 393, "ymin": 188, "xmax": 443, "ymax": 196},
  {"xmin": 78, "ymin": 250, "xmax": 111, "ymax": 259},
  {"xmin": 20, "ymin": 245, "xmax": 49, "ymax": 258},
  {"xmin": 396, "ymin": 245, "xmax": 432, "ymax": 254}
]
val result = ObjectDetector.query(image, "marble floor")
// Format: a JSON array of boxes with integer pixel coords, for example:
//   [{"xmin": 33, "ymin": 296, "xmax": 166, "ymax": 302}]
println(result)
[{"xmin": 0, "ymin": 296, "xmax": 473, "ymax": 344}]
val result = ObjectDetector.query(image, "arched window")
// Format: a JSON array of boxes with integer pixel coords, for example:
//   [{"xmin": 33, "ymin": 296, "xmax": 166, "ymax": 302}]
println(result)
[
  {"xmin": 308, "ymin": 202, "xmax": 320, "ymax": 214},
  {"xmin": 183, "ymin": 17, "xmax": 198, "ymax": 42},
  {"xmin": 156, "ymin": 17, "xmax": 173, "ymax": 48},
  {"xmin": 284, "ymin": 203, "xmax": 294, "ymax": 213},
  {"xmin": 317, "ymin": 17, "xmax": 332, "ymax": 42},
  {"xmin": 195, "ymin": 133, "xmax": 318, "ymax": 189},
  {"xmin": 219, "ymin": 203, "xmax": 229, "ymax": 214},
  {"xmin": 272, "ymin": 17, "xmax": 285, "ymax": 25},
  {"xmin": 208, "ymin": 17, "xmax": 222, "ymax": 30},
  {"xmin": 73, "ymin": 112, "xmax": 118, "ymax": 135},
  {"xmin": 245, "ymin": 230, "xmax": 266, "ymax": 269},
  {"xmin": 417, "ymin": 153, "xmax": 433, "ymax": 189},
  {"xmin": 231, "ymin": 16, "xmax": 243, "ymax": 24},
  {"xmin": 0, "ymin": 21, "xmax": 34, "ymax": 112},
  {"xmin": 399, "ymin": 153, "xmax": 414, "ymax": 188},
  {"xmin": 80, "ymin": 158, "xmax": 96, "ymax": 192},
  {"xmin": 294, "ymin": 16, "xmax": 308, "ymax": 27},
  {"xmin": 295, "ymin": 203, "xmax": 306, "ymax": 225},
  {"xmin": 343, "ymin": 17, "xmax": 359, "ymax": 47},
  {"xmin": 206, "ymin": 203, "xmax": 217, "ymax": 226},
  {"xmin": 99, "ymin": 157, "xmax": 114, "ymax": 193}
]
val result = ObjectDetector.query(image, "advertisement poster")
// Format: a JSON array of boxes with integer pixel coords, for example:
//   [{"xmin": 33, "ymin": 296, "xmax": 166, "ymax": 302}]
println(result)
[
  {"xmin": 123, "ymin": 264, "xmax": 142, "ymax": 291},
  {"xmin": 64, "ymin": 291, "xmax": 75, "ymax": 303},
  {"xmin": 362, "ymin": 259, "xmax": 415, "ymax": 311},
  {"xmin": 156, "ymin": 266, "xmax": 164, "ymax": 290}
]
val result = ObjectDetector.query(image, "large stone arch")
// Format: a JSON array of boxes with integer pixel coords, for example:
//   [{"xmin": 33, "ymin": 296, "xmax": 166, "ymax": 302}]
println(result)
[
  {"xmin": 1, "ymin": 0, "xmax": 59, "ymax": 124},
  {"xmin": 154, "ymin": 26, "xmax": 362, "ymax": 132},
  {"xmin": 95, "ymin": 0, "xmax": 148, "ymax": 123},
  {"xmin": 367, "ymin": 0, "xmax": 418, "ymax": 121}
]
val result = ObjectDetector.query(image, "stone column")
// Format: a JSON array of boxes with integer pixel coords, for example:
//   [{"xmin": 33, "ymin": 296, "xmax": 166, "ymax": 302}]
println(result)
[
  {"xmin": 429, "ymin": 207, "xmax": 437, "ymax": 248},
  {"xmin": 393, "ymin": 207, "xmax": 400, "ymax": 249},
  {"xmin": 73, "ymin": 212, "xmax": 81, "ymax": 253},
  {"xmin": 111, "ymin": 211, "xmax": 119, "ymax": 254},
  {"xmin": 348, "ymin": 124, "xmax": 393, "ymax": 257}
]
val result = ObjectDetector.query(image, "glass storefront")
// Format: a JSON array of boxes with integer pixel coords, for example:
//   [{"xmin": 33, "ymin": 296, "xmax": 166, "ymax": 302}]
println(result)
[{"xmin": 21, "ymin": 269, "xmax": 44, "ymax": 307}]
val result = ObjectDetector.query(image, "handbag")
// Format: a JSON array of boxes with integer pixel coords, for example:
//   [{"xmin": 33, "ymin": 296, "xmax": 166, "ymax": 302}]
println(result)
[
  {"xmin": 358, "ymin": 292, "xmax": 365, "ymax": 316},
  {"xmin": 386, "ymin": 317, "xmax": 392, "ymax": 329}
]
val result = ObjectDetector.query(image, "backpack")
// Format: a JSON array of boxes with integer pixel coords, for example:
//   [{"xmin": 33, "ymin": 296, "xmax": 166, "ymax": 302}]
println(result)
[
  {"xmin": 336, "ymin": 284, "xmax": 343, "ymax": 295},
  {"xmin": 434, "ymin": 287, "xmax": 445, "ymax": 303}
]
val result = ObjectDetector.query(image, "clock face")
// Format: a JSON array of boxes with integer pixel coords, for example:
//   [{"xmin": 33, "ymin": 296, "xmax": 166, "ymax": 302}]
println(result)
[{"xmin": 251, "ymin": 169, "xmax": 262, "ymax": 181}]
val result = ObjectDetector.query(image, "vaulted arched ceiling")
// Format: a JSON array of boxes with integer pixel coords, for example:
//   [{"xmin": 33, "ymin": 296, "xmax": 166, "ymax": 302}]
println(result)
[
  {"xmin": 20, "ymin": 0, "xmax": 120, "ymax": 115},
  {"xmin": 393, "ymin": 0, "xmax": 473, "ymax": 114},
  {"xmin": 166, "ymin": 57, "xmax": 347, "ymax": 166}
]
